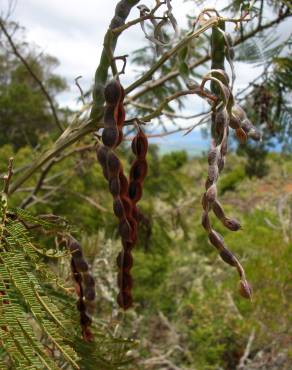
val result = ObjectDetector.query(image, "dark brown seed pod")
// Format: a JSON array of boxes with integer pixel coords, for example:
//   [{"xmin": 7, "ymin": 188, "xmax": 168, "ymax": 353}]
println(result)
[
  {"xmin": 129, "ymin": 181, "xmax": 143, "ymax": 202},
  {"xmin": 130, "ymin": 159, "xmax": 148, "ymax": 181},
  {"xmin": 106, "ymin": 151, "xmax": 121, "ymax": 177},
  {"xmin": 104, "ymin": 79, "xmax": 121, "ymax": 105},
  {"xmin": 208, "ymin": 230, "xmax": 225, "ymax": 250},
  {"xmin": 77, "ymin": 299, "xmax": 86, "ymax": 312},
  {"xmin": 109, "ymin": 177, "xmax": 121, "ymax": 197},
  {"xmin": 96, "ymin": 145, "xmax": 109, "ymax": 168},
  {"xmin": 119, "ymin": 172, "xmax": 129, "ymax": 195},
  {"xmin": 119, "ymin": 219, "xmax": 132, "ymax": 241},
  {"xmin": 121, "ymin": 196, "xmax": 132, "ymax": 218},
  {"xmin": 116, "ymin": 129, "xmax": 124, "ymax": 146},
  {"xmin": 239, "ymin": 279, "xmax": 252, "ymax": 299},
  {"xmin": 132, "ymin": 133, "xmax": 148, "ymax": 158},
  {"xmin": 116, "ymin": 251, "xmax": 133, "ymax": 271},
  {"xmin": 122, "ymin": 239, "xmax": 134, "ymax": 251},
  {"xmin": 83, "ymin": 273, "xmax": 95, "ymax": 287},
  {"xmin": 80, "ymin": 311, "xmax": 92, "ymax": 326},
  {"xmin": 74, "ymin": 258, "xmax": 89, "ymax": 273},
  {"xmin": 117, "ymin": 291, "xmax": 133, "ymax": 310},
  {"xmin": 117, "ymin": 271, "xmax": 133, "ymax": 291},
  {"xmin": 104, "ymin": 105, "xmax": 116, "ymax": 128},
  {"xmin": 113, "ymin": 198, "xmax": 125, "ymax": 218},
  {"xmin": 102, "ymin": 127, "xmax": 119, "ymax": 148},
  {"xmin": 68, "ymin": 239, "xmax": 83, "ymax": 259},
  {"xmin": 223, "ymin": 217, "xmax": 241, "ymax": 231},
  {"xmin": 219, "ymin": 248, "xmax": 237, "ymax": 266},
  {"xmin": 84, "ymin": 286, "xmax": 96, "ymax": 301}
]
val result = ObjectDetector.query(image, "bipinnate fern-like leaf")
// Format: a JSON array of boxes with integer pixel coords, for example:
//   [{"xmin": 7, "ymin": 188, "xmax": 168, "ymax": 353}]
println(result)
[{"xmin": 0, "ymin": 198, "xmax": 134, "ymax": 369}]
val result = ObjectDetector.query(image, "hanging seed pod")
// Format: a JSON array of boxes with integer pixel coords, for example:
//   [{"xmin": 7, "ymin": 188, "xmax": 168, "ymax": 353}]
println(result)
[
  {"xmin": 239, "ymin": 279, "xmax": 252, "ymax": 299},
  {"xmin": 117, "ymin": 291, "xmax": 133, "ymax": 310},
  {"xmin": 235, "ymin": 127, "xmax": 248, "ymax": 143},
  {"xmin": 117, "ymin": 271, "xmax": 133, "ymax": 291},
  {"xmin": 208, "ymin": 230, "xmax": 225, "ymax": 250},
  {"xmin": 116, "ymin": 251, "xmax": 133, "ymax": 271},
  {"xmin": 84, "ymin": 286, "xmax": 96, "ymax": 301},
  {"xmin": 201, "ymin": 212, "xmax": 211, "ymax": 232},
  {"xmin": 206, "ymin": 184, "xmax": 217, "ymax": 203},
  {"xmin": 102, "ymin": 127, "xmax": 119, "ymax": 148},
  {"xmin": 109, "ymin": 177, "xmax": 121, "ymax": 197},
  {"xmin": 219, "ymin": 248, "xmax": 237, "ymax": 267},
  {"xmin": 104, "ymin": 79, "xmax": 122, "ymax": 105},
  {"xmin": 223, "ymin": 217, "xmax": 241, "ymax": 231},
  {"xmin": 106, "ymin": 151, "xmax": 121, "ymax": 177}
]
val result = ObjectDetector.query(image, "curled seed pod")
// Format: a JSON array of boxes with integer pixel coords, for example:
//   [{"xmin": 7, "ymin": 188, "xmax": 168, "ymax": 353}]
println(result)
[
  {"xmin": 83, "ymin": 273, "xmax": 95, "ymax": 287},
  {"xmin": 119, "ymin": 219, "xmax": 132, "ymax": 241},
  {"xmin": 129, "ymin": 181, "xmax": 143, "ymax": 202},
  {"xmin": 102, "ymin": 127, "xmax": 119, "ymax": 148},
  {"xmin": 109, "ymin": 177, "xmax": 121, "ymax": 197},
  {"xmin": 117, "ymin": 271, "xmax": 133, "ymax": 291},
  {"xmin": 104, "ymin": 105, "xmax": 116, "ymax": 128},
  {"xmin": 208, "ymin": 164, "xmax": 219, "ymax": 182},
  {"xmin": 206, "ymin": 184, "xmax": 217, "ymax": 203},
  {"xmin": 104, "ymin": 79, "xmax": 121, "ymax": 105},
  {"xmin": 219, "ymin": 248, "xmax": 237, "ymax": 267},
  {"xmin": 117, "ymin": 291, "xmax": 133, "ymax": 310},
  {"xmin": 106, "ymin": 151, "xmax": 121, "ymax": 177},
  {"xmin": 113, "ymin": 198, "xmax": 125, "ymax": 218},
  {"xmin": 96, "ymin": 145, "xmax": 109, "ymax": 168},
  {"xmin": 84, "ymin": 286, "xmax": 96, "ymax": 301},
  {"xmin": 208, "ymin": 148, "xmax": 219, "ymax": 165},
  {"xmin": 223, "ymin": 217, "xmax": 241, "ymax": 231},
  {"xmin": 116, "ymin": 251, "xmax": 133, "ymax": 271},
  {"xmin": 74, "ymin": 258, "xmax": 89, "ymax": 273},
  {"xmin": 201, "ymin": 212, "xmax": 211, "ymax": 232},
  {"xmin": 208, "ymin": 230, "xmax": 225, "ymax": 250},
  {"xmin": 130, "ymin": 159, "xmax": 148, "ymax": 181},
  {"xmin": 68, "ymin": 238, "xmax": 83, "ymax": 259},
  {"xmin": 239, "ymin": 279, "xmax": 252, "ymax": 299}
]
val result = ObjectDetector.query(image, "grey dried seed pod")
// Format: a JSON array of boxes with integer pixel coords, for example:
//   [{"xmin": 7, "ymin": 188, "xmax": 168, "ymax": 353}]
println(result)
[
  {"xmin": 212, "ymin": 200, "xmax": 225, "ymax": 220},
  {"xmin": 215, "ymin": 108, "xmax": 229, "ymax": 127},
  {"xmin": 207, "ymin": 148, "xmax": 219, "ymax": 165},
  {"xmin": 219, "ymin": 248, "xmax": 237, "ymax": 267},
  {"xmin": 232, "ymin": 104, "xmax": 246, "ymax": 121},
  {"xmin": 248, "ymin": 129, "xmax": 262, "ymax": 141},
  {"xmin": 208, "ymin": 230, "xmax": 225, "ymax": 250},
  {"xmin": 229, "ymin": 114, "xmax": 241, "ymax": 130},
  {"xmin": 217, "ymin": 155, "xmax": 225, "ymax": 172},
  {"xmin": 208, "ymin": 164, "xmax": 219, "ymax": 182},
  {"xmin": 201, "ymin": 193, "xmax": 210, "ymax": 211},
  {"xmin": 206, "ymin": 184, "xmax": 217, "ymax": 203},
  {"xmin": 239, "ymin": 279, "xmax": 252, "ymax": 299},
  {"xmin": 223, "ymin": 217, "xmax": 241, "ymax": 231},
  {"xmin": 201, "ymin": 212, "xmax": 211, "ymax": 232},
  {"xmin": 220, "ymin": 136, "xmax": 228, "ymax": 156}
]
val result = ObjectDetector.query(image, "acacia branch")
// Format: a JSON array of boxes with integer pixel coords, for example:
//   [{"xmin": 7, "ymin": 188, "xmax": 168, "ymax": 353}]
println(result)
[{"xmin": 0, "ymin": 19, "xmax": 64, "ymax": 132}]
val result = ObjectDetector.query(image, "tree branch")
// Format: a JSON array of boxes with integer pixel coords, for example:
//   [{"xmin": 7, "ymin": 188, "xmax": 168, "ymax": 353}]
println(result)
[{"xmin": 0, "ymin": 18, "xmax": 64, "ymax": 132}]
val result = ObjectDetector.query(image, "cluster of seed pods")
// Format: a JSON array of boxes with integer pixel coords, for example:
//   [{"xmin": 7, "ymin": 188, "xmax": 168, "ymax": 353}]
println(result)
[
  {"xmin": 97, "ymin": 79, "xmax": 148, "ymax": 309},
  {"xmin": 230, "ymin": 103, "xmax": 262, "ymax": 142},
  {"xmin": 67, "ymin": 236, "xmax": 96, "ymax": 341}
]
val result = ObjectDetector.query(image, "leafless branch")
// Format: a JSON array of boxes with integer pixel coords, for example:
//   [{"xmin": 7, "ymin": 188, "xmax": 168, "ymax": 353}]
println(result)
[{"xmin": 0, "ymin": 18, "xmax": 64, "ymax": 132}]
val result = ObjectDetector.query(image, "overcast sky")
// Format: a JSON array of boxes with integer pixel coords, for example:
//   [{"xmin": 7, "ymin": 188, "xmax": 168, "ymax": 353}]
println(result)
[{"xmin": 1, "ymin": 0, "xmax": 289, "ymax": 151}]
